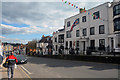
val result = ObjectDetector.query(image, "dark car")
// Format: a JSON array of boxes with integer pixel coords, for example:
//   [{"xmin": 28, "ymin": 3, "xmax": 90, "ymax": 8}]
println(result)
[{"xmin": 14, "ymin": 55, "xmax": 27, "ymax": 64}]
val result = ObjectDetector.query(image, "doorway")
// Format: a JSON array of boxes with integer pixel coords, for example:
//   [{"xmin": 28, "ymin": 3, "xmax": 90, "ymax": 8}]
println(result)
[{"xmin": 83, "ymin": 41, "xmax": 85, "ymax": 51}]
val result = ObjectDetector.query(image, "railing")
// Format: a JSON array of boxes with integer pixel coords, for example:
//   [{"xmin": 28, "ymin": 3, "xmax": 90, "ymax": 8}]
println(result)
[{"xmin": 29, "ymin": 47, "xmax": 120, "ymax": 57}]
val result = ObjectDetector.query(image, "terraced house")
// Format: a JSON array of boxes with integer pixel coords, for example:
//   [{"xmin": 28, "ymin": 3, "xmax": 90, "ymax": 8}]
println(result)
[{"xmin": 52, "ymin": 0, "xmax": 120, "ymax": 55}]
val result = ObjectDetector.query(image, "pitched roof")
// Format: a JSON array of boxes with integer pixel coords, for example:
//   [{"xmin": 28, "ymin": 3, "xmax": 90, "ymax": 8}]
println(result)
[{"xmin": 39, "ymin": 36, "xmax": 52, "ymax": 43}]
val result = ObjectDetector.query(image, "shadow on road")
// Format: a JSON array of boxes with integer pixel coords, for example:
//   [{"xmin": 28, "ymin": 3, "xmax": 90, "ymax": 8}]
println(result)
[{"xmin": 27, "ymin": 56, "xmax": 119, "ymax": 71}]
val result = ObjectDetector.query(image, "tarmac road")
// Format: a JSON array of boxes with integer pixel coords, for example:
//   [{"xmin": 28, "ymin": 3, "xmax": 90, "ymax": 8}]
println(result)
[{"xmin": 0, "ymin": 56, "xmax": 119, "ymax": 79}]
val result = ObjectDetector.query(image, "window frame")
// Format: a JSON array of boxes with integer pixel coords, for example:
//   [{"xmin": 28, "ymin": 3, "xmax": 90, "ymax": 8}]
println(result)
[
  {"xmin": 99, "ymin": 25, "xmax": 105, "ymax": 34},
  {"xmin": 113, "ymin": 4, "xmax": 120, "ymax": 16},
  {"xmin": 67, "ymin": 21, "xmax": 70, "ymax": 27},
  {"xmin": 93, "ymin": 11, "xmax": 100, "ymax": 20},
  {"xmin": 82, "ymin": 16, "xmax": 86, "ymax": 22},
  {"xmin": 90, "ymin": 27, "xmax": 95, "ymax": 35},
  {"xmin": 99, "ymin": 39, "xmax": 105, "ymax": 47},
  {"xmin": 76, "ymin": 30, "xmax": 80, "ymax": 37},
  {"xmin": 114, "ymin": 17, "xmax": 120, "ymax": 31},
  {"xmin": 83, "ymin": 28, "xmax": 87, "ymax": 36},
  {"xmin": 66, "ymin": 31, "xmax": 71, "ymax": 38}
]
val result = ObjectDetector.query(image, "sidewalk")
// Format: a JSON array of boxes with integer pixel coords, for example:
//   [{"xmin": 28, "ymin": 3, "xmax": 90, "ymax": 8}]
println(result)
[{"xmin": 0, "ymin": 65, "xmax": 27, "ymax": 79}]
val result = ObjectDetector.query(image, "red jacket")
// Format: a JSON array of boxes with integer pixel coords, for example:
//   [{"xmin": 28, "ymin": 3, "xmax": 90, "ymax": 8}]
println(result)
[{"xmin": 6, "ymin": 55, "xmax": 18, "ymax": 64}]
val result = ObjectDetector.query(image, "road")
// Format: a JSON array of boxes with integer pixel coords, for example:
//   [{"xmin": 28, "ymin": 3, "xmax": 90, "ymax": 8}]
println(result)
[{"xmin": 1, "ymin": 56, "xmax": 119, "ymax": 79}]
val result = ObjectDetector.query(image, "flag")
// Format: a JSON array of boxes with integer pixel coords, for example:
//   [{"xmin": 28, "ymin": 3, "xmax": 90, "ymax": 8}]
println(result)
[{"xmin": 70, "ymin": 18, "xmax": 79, "ymax": 31}]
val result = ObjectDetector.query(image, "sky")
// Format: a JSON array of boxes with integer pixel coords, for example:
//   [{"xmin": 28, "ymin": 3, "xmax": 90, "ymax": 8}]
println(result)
[{"xmin": 0, "ymin": 0, "xmax": 113, "ymax": 44}]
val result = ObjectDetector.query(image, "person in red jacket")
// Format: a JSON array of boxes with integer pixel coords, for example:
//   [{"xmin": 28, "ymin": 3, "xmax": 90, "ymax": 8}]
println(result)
[{"xmin": 6, "ymin": 51, "xmax": 18, "ymax": 79}]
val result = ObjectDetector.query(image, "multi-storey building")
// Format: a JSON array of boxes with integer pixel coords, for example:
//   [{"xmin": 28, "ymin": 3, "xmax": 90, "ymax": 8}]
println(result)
[
  {"xmin": 108, "ymin": 0, "xmax": 120, "ymax": 52},
  {"xmin": 52, "ymin": 29, "xmax": 64, "ymax": 55},
  {"xmin": 52, "ymin": 0, "xmax": 120, "ymax": 54}
]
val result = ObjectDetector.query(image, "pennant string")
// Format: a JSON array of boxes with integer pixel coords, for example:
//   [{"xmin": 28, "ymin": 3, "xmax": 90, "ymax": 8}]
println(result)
[{"xmin": 62, "ymin": 0, "xmax": 106, "ymax": 21}]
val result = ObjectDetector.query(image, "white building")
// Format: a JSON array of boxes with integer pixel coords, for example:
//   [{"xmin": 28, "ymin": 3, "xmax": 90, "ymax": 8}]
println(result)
[
  {"xmin": 52, "ymin": 1, "xmax": 120, "ymax": 54},
  {"xmin": 36, "ymin": 36, "xmax": 52, "ymax": 55},
  {"xmin": 108, "ymin": 0, "xmax": 120, "ymax": 52},
  {"xmin": 52, "ymin": 29, "xmax": 64, "ymax": 55}
]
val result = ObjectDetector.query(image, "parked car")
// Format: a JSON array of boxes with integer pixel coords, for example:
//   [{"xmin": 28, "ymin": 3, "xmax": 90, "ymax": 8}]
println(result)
[{"xmin": 14, "ymin": 54, "xmax": 27, "ymax": 64}]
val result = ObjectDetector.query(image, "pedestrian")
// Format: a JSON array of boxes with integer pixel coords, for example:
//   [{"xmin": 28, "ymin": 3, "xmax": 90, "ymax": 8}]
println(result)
[{"xmin": 6, "ymin": 51, "xmax": 18, "ymax": 79}]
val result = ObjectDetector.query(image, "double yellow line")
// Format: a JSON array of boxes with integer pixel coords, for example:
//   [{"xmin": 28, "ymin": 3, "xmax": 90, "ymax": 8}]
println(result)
[{"xmin": 19, "ymin": 66, "xmax": 32, "ymax": 80}]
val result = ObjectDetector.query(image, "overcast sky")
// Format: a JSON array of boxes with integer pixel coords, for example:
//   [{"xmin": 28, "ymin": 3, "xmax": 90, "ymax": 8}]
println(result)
[{"xmin": 0, "ymin": 0, "xmax": 113, "ymax": 44}]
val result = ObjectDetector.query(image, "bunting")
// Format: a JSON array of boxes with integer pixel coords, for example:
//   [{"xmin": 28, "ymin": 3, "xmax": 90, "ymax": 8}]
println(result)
[{"xmin": 62, "ymin": 0, "xmax": 106, "ymax": 21}]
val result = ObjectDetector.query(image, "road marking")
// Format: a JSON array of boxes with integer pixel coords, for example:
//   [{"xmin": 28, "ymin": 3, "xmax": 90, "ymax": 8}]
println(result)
[
  {"xmin": 19, "ymin": 66, "xmax": 32, "ymax": 80},
  {"xmin": 20, "ymin": 65, "xmax": 32, "ymax": 74}
]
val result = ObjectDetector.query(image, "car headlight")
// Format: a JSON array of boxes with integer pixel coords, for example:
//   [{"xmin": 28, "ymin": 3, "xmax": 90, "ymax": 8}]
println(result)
[{"xmin": 21, "ymin": 60, "xmax": 24, "ymax": 62}]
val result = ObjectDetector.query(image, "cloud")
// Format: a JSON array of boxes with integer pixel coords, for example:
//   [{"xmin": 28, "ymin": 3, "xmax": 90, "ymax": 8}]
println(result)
[
  {"xmin": 0, "ymin": 35, "xmax": 29, "ymax": 44},
  {"xmin": 0, "ymin": 36, "xmax": 6, "ymax": 39},
  {"xmin": 1, "ymin": 1, "xmax": 113, "ymax": 43},
  {"xmin": 2, "ymin": 2, "xmax": 112, "ymax": 31},
  {"xmin": 2, "ymin": 2, "xmax": 80, "ymax": 32},
  {"xmin": 1, "ymin": 24, "xmax": 58, "ymax": 35}
]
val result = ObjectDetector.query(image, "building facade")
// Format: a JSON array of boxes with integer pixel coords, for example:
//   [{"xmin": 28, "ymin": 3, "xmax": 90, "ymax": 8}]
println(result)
[
  {"xmin": 52, "ymin": 29, "xmax": 65, "ymax": 55},
  {"xmin": 36, "ymin": 36, "xmax": 53, "ymax": 55},
  {"xmin": 52, "ymin": 0, "xmax": 120, "ymax": 55},
  {"xmin": 108, "ymin": 0, "xmax": 120, "ymax": 52}
]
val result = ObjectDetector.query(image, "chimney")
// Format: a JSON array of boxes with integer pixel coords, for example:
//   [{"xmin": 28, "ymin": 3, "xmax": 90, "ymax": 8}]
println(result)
[{"xmin": 79, "ymin": 8, "xmax": 86, "ymax": 13}]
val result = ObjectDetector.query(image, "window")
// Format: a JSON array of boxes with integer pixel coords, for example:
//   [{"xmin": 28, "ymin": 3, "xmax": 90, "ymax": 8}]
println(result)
[
  {"xmin": 70, "ymin": 41, "xmax": 72, "ymax": 48},
  {"xmin": 58, "ymin": 34, "xmax": 64, "ymax": 43},
  {"xmin": 93, "ymin": 11, "xmax": 100, "ymax": 20},
  {"xmin": 76, "ymin": 30, "xmax": 80, "ymax": 37},
  {"xmin": 66, "ymin": 41, "xmax": 68, "ymax": 48},
  {"xmin": 82, "ymin": 16, "xmax": 86, "ymax": 22},
  {"xmin": 66, "ymin": 31, "xmax": 71, "ymax": 38},
  {"xmin": 99, "ymin": 25, "xmax": 104, "ymax": 34},
  {"xmin": 113, "ymin": 4, "xmax": 120, "ymax": 16},
  {"xmin": 76, "ymin": 41, "xmax": 79, "ymax": 48},
  {"xmin": 67, "ymin": 21, "xmax": 70, "ymax": 27},
  {"xmin": 55, "ymin": 37, "xmax": 57, "ymax": 42},
  {"xmin": 83, "ymin": 28, "xmax": 87, "ymax": 36},
  {"xmin": 114, "ymin": 18, "xmax": 120, "ymax": 31},
  {"xmin": 90, "ymin": 27, "xmax": 95, "ymax": 35},
  {"xmin": 99, "ymin": 39, "xmax": 105, "ymax": 49}
]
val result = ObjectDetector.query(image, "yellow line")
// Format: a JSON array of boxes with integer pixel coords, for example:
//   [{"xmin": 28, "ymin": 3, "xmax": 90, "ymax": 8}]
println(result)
[{"xmin": 19, "ymin": 66, "xmax": 32, "ymax": 80}]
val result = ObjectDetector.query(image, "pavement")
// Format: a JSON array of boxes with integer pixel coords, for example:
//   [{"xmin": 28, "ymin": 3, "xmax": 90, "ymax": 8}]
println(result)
[
  {"xmin": 0, "ymin": 65, "xmax": 28, "ymax": 79},
  {"xmin": 0, "ymin": 56, "xmax": 119, "ymax": 79}
]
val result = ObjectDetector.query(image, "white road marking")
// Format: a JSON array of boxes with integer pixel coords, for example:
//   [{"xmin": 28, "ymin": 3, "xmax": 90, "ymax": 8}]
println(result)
[{"xmin": 20, "ymin": 65, "xmax": 32, "ymax": 75}]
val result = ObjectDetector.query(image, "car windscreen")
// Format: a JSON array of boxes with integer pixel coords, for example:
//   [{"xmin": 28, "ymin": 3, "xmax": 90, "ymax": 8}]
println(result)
[{"xmin": 16, "ymin": 55, "xmax": 26, "ymax": 60}]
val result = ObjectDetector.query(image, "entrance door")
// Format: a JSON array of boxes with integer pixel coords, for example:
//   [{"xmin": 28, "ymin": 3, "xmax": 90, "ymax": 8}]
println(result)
[
  {"xmin": 83, "ymin": 41, "xmax": 85, "ymax": 51},
  {"xmin": 111, "ymin": 38, "xmax": 114, "ymax": 50},
  {"xmin": 70, "ymin": 41, "xmax": 72, "ymax": 48},
  {"xmin": 90, "ymin": 40, "xmax": 95, "ymax": 50},
  {"xmin": 90, "ymin": 40, "xmax": 95, "ymax": 47}
]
